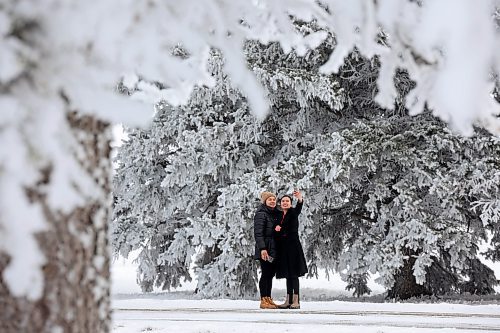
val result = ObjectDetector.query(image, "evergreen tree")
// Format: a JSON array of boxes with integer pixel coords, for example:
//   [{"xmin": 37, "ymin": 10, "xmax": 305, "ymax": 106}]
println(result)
[
  {"xmin": 111, "ymin": 43, "xmax": 346, "ymax": 297},
  {"xmin": 113, "ymin": 41, "xmax": 500, "ymax": 299},
  {"xmin": 308, "ymin": 117, "xmax": 500, "ymax": 299},
  {"xmin": 345, "ymin": 273, "xmax": 372, "ymax": 298}
]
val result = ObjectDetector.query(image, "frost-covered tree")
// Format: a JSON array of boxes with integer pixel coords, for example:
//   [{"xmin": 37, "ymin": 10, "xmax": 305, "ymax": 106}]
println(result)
[
  {"xmin": 114, "ymin": 42, "xmax": 500, "ymax": 299},
  {"xmin": 303, "ymin": 117, "xmax": 500, "ymax": 299},
  {"xmin": 112, "ymin": 46, "xmax": 346, "ymax": 297}
]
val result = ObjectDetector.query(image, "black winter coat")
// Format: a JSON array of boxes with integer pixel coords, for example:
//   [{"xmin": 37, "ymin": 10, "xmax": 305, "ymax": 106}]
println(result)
[
  {"xmin": 253, "ymin": 204, "xmax": 280, "ymax": 260},
  {"xmin": 275, "ymin": 201, "xmax": 308, "ymax": 279}
]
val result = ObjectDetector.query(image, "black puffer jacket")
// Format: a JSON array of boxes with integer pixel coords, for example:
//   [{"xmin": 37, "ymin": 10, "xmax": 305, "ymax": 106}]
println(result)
[{"xmin": 253, "ymin": 204, "xmax": 280, "ymax": 260}]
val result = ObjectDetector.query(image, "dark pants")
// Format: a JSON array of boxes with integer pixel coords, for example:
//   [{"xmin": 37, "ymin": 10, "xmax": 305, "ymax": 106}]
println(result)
[
  {"xmin": 286, "ymin": 277, "xmax": 299, "ymax": 296},
  {"xmin": 258, "ymin": 259, "xmax": 276, "ymax": 298}
]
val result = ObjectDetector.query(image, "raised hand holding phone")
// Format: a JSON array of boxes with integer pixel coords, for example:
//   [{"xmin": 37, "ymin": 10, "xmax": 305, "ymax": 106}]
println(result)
[{"xmin": 293, "ymin": 189, "xmax": 303, "ymax": 202}]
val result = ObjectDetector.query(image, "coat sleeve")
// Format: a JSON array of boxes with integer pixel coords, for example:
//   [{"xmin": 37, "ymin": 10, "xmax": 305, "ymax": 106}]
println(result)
[
  {"xmin": 254, "ymin": 211, "xmax": 267, "ymax": 251},
  {"xmin": 294, "ymin": 200, "xmax": 303, "ymax": 216}
]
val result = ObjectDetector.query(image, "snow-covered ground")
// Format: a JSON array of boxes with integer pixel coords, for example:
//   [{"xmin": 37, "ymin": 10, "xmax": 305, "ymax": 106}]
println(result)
[
  {"xmin": 112, "ymin": 298, "xmax": 500, "ymax": 333},
  {"xmin": 111, "ymin": 258, "xmax": 500, "ymax": 332}
]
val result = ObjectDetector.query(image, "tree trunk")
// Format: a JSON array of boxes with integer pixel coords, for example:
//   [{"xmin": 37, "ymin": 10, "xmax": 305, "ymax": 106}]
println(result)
[
  {"xmin": 0, "ymin": 112, "xmax": 112, "ymax": 332},
  {"xmin": 387, "ymin": 249, "xmax": 431, "ymax": 300}
]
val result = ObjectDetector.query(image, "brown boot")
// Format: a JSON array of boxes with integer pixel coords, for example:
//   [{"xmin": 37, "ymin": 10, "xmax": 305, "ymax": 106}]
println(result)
[
  {"xmin": 260, "ymin": 297, "xmax": 277, "ymax": 309},
  {"xmin": 266, "ymin": 297, "xmax": 278, "ymax": 307},
  {"xmin": 290, "ymin": 294, "xmax": 300, "ymax": 309},
  {"xmin": 277, "ymin": 294, "xmax": 291, "ymax": 309}
]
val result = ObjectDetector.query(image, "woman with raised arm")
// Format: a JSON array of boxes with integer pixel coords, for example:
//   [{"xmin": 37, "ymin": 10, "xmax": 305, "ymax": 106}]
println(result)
[
  {"xmin": 253, "ymin": 191, "xmax": 280, "ymax": 309},
  {"xmin": 274, "ymin": 190, "xmax": 308, "ymax": 309}
]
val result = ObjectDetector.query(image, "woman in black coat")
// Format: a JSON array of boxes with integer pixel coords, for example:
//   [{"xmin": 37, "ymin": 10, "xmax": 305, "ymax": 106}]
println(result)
[
  {"xmin": 274, "ymin": 190, "xmax": 308, "ymax": 309},
  {"xmin": 253, "ymin": 191, "xmax": 280, "ymax": 309}
]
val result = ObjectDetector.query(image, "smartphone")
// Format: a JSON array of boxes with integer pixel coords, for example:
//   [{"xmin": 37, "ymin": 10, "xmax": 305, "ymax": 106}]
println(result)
[{"xmin": 267, "ymin": 256, "xmax": 274, "ymax": 263}]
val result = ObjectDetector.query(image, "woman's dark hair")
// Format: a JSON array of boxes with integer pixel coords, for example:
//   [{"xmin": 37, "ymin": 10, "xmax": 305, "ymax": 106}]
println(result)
[{"xmin": 279, "ymin": 194, "xmax": 293, "ymax": 203}]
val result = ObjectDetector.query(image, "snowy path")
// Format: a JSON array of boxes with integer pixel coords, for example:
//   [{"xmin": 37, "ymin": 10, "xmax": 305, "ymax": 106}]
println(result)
[{"xmin": 112, "ymin": 299, "xmax": 500, "ymax": 332}]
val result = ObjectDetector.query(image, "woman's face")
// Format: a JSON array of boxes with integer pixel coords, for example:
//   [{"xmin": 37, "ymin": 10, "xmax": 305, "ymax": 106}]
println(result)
[
  {"xmin": 265, "ymin": 196, "xmax": 277, "ymax": 208},
  {"xmin": 280, "ymin": 196, "xmax": 291, "ymax": 209}
]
